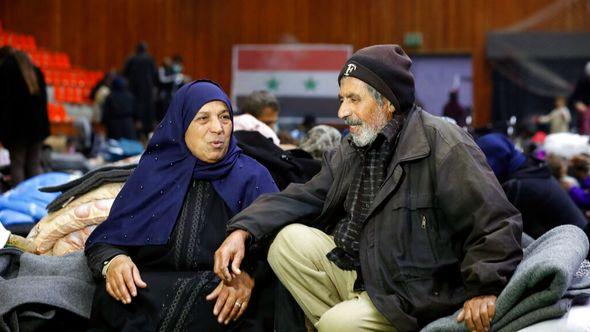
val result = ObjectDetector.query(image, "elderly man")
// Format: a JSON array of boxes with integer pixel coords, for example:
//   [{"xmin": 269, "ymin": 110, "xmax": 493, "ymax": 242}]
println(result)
[{"xmin": 215, "ymin": 45, "xmax": 522, "ymax": 332}]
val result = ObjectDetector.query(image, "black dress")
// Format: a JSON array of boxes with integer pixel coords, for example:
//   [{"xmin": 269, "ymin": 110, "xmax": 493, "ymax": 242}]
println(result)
[
  {"xmin": 122, "ymin": 52, "xmax": 157, "ymax": 134},
  {"xmin": 102, "ymin": 90, "xmax": 137, "ymax": 140},
  {"xmin": 86, "ymin": 180, "xmax": 271, "ymax": 331},
  {"xmin": 0, "ymin": 54, "xmax": 49, "ymax": 146}
]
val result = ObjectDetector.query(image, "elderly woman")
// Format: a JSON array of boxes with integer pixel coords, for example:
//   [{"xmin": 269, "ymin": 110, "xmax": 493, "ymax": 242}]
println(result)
[
  {"xmin": 85, "ymin": 80, "xmax": 278, "ymax": 331},
  {"xmin": 299, "ymin": 125, "xmax": 342, "ymax": 160}
]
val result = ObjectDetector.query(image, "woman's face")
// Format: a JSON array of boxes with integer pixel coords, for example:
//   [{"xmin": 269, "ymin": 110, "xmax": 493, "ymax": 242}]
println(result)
[{"xmin": 185, "ymin": 100, "xmax": 232, "ymax": 163}]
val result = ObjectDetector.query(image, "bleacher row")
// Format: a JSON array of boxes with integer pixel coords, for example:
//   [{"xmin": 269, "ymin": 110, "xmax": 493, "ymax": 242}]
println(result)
[{"xmin": 0, "ymin": 23, "xmax": 102, "ymax": 122}]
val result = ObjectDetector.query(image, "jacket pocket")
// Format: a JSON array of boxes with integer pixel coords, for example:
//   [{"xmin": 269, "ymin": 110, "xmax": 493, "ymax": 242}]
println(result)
[
  {"xmin": 419, "ymin": 213, "xmax": 438, "ymax": 262},
  {"xmin": 388, "ymin": 199, "xmax": 440, "ymax": 271},
  {"xmin": 409, "ymin": 206, "xmax": 439, "ymax": 265}
]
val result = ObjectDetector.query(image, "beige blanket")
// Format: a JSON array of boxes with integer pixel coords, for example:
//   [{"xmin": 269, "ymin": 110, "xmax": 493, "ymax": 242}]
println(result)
[{"xmin": 26, "ymin": 182, "xmax": 123, "ymax": 255}]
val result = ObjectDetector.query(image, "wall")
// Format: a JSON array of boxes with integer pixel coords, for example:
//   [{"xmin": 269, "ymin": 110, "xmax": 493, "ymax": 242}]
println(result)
[{"xmin": 1, "ymin": 0, "xmax": 588, "ymax": 126}]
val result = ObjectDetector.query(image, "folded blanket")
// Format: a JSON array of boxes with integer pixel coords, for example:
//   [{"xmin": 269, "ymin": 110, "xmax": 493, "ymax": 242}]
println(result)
[
  {"xmin": 40, "ymin": 164, "xmax": 135, "ymax": 193},
  {"xmin": 0, "ymin": 249, "xmax": 95, "ymax": 331},
  {"xmin": 42, "ymin": 165, "xmax": 135, "ymax": 213},
  {"xmin": 423, "ymin": 225, "xmax": 590, "ymax": 332},
  {"xmin": 29, "ymin": 182, "xmax": 123, "ymax": 255},
  {"xmin": 0, "ymin": 173, "xmax": 73, "ymax": 227}
]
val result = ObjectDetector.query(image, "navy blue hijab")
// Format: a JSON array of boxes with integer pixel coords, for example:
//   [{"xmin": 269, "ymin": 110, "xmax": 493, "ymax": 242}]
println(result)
[
  {"xmin": 476, "ymin": 133, "xmax": 527, "ymax": 183},
  {"xmin": 87, "ymin": 80, "xmax": 278, "ymax": 248}
]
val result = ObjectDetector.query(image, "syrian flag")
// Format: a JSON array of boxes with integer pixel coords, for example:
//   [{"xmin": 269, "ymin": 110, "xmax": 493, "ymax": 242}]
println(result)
[{"xmin": 232, "ymin": 44, "xmax": 352, "ymax": 122}]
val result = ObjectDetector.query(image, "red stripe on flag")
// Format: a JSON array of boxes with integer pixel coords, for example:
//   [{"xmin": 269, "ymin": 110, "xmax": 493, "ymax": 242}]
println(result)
[{"xmin": 238, "ymin": 49, "xmax": 348, "ymax": 71}]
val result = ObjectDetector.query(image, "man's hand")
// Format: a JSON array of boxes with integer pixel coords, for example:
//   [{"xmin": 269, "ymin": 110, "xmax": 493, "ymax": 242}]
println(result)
[
  {"xmin": 214, "ymin": 230, "xmax": 250, "ymax": 282},
  {"xmin": 457, "ymin": 295, "xmax": 497, "ymax": 332},
  {"xmin": 206, "ymin": 271, "xmax": 254, "ymax": 325},
  {"xmin": 105, "ymin": 254, "xmax": 147, "ymax": 304}
]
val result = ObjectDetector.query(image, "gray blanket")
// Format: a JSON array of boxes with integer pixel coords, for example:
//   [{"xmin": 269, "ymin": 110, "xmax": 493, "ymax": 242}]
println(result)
[
  {"xmin": 0, "ymin": 249, "xmax": 95, "ymax": 331},
  {"xmin": 423, "ymin": 225, "xmax": 590, "ymax": 332}
]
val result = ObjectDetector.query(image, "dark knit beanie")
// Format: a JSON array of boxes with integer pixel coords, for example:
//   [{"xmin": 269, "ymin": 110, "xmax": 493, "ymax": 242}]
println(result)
[{"xmin": 338, "ymin": 44, "xmax": 415, "ymax": 111}]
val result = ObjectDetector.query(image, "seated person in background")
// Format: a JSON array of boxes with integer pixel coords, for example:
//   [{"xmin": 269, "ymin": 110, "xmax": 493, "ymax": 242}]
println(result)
[
  {"xmin": 570, "ymin": 154, "xmax": 590, "ymax": 188},
  {"xmin": 561, "ymin": 154, "xmax": 590, "ymax": 211},
  {"xmin": 215, "ymin": 45, "xmax": 522, "ymax": 332},
  {"xmin": 545, "ymin": 153, "xmax": 579, "ymax": 188},
  {"xmin": 85, "ymin": 80, "xmax": 278, "ymax": 331},
  {"xmin": 477, "ymin": 133, "xmax": 588, "ymax": 239},
  {"xmin": 234, "ymin": 90, "xmax": 281, "ymax": 145},
  {"xmin": 298, "ymin": 125, "xmax": 342, "ymax": 160},
  {"xmin": 233, "ymin": 127, "xmax": 322, "ymax": 190},
  {"xmin": 101, "ymin": 76, "xmax": 137, "ymax": 140}
]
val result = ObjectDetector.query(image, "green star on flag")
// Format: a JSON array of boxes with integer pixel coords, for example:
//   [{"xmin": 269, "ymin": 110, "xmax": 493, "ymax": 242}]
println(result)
[
  {"xmin": 266, "ymin": 77, "xmax": 279, "ymax": 91},
  {"xmin": 304, "ymin": 78, "xmax": 317, "ymax": 91}
]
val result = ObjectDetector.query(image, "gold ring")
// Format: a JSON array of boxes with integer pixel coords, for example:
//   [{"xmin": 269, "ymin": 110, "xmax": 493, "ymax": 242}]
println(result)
[{"xmin": 234, "ymin": 302, "xmax": 242, "ymax": 308}]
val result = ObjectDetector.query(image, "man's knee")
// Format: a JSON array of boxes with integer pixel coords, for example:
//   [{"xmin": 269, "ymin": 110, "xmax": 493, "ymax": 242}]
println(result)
[
  {"xmin": 268, "ymin": 223, "xmax": 329, "ymax": 269},
  {"xmin": 316, "ymin": 293, "xmax": 395, "ymax": 332},
  {"xmin": 268, "ymin": 223, "xmax": 311, "ymax": 265},
  {"xmin": 316, "ymin": 306, "xmax": 363, "ymax": 332}
]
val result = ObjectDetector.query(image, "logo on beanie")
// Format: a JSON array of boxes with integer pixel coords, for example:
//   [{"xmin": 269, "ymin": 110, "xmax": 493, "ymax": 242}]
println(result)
[{"xmin": 344, "ymin": 63, "xmax": 357, "ymax": 76}]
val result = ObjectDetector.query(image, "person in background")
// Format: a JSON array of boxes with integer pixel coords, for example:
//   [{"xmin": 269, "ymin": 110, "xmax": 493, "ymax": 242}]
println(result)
[
  {"xmin": 442, "ymin": 89, "xmax": 467, "ymax": 127},
  {"xmin": 298, "ymin": 125, "xmax": 342, "ymax": 160},
  {"xmin": 101, "ymin": 76, "xmax": 137, "ymax": 140},
  {"xmin": 569, "ymin": 154, "xmax": 590, "ymax": 186},
  {"xmin": 156, "ymin": 57, "xmax": 174, "ymax": 122},
  {"xmin": 156, "ymin": 55, "xmax": 186, "ymax": 122},
  {"xmin": 238, "ymin": 91, "xmax": 280, "ymax": 132},
  {"xmin": 234, "ymin": 90, "xmax": 281, "ymax": 145},
  {"xmin": 289, "ymin": 114, "xmax": 318, "ymax": 143},
  {"xmin": 122, "ymin": 42, "xmax": 158, "ymax": 139},
  {"xmin": 477, "ymin": 133, "xmax": 587, "ymax": 239},
  {"xmin": 171, "ymin": 54, "xmax": 185, "ymax": 77},
  {"xmin": 536, "ymin": 96, "xmax": 571, "ymax": 133},
  {"xmin": 90, "ymin": 70, "xmax": 115, "ymax": 123},
  {"xmin": 545, "ymin": 154, "xmax": 577, "ymax": 186},
  {"xmin": 563, "ymin": 154, "xmax": 590, "ymax": 211},
  {"xmin": 570, "ymin": 61, "xmax": 590, "ymax": 135},
  {"xmin": 0, "ymin": 49, "xmax": 49, "ymax": 186}
]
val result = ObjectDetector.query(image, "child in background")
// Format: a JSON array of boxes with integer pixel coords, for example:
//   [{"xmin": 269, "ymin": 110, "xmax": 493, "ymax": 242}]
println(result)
[{"xmin": 537, "ymin": 96, "xmax": 571, "ymax": 133}]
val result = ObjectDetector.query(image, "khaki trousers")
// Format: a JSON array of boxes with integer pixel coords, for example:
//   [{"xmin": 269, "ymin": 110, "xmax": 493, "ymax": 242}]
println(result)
[{"xmin": 268, "ymin": 223, "xmax": 397, "ymax": 332}]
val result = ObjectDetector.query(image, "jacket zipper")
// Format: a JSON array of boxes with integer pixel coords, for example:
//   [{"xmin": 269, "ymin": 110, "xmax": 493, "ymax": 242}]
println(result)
[{"xmin": 421, "ymin": 214, "xmax": 438, "ymax": 262}]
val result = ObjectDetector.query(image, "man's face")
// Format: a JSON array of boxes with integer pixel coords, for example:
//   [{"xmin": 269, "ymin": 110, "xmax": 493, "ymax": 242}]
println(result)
[
  {"xmin": 257, "ymin": 106, "xmax": 279, "ymax": 131},
  {"xmin": 338, "ymin": 77, "xmax": 392, "ymax": 147}
]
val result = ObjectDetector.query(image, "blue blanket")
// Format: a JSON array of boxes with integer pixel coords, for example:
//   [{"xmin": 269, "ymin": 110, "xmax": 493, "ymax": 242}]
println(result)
[{"xmin": 0, "ymin": 173, "xmax": 72, "ymax": 226}]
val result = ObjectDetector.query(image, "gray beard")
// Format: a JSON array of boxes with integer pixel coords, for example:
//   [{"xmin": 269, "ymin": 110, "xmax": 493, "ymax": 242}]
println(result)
[
  {"xmin": 350, "ymin": 128, "xmax": 379, "ymax": 147},
  {"xmin": 345, "ymin": 107, "xmax": 390, "ymax": 147},
  {"xmin": 350, "ymin": 122, "xmax": 380, "ymax": 147}
]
